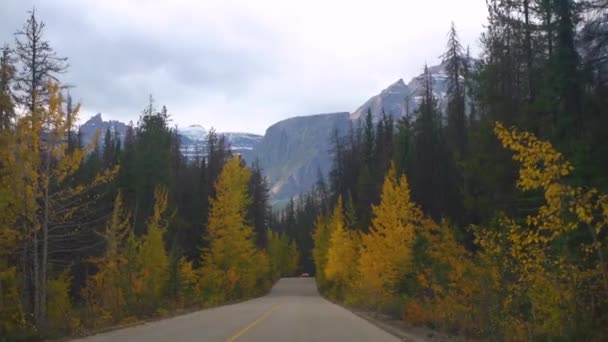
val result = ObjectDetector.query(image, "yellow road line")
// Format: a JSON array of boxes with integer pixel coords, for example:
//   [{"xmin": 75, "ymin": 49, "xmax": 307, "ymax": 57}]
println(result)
[{"xmin": 226, "ymin": 304, "xmax": 281, "ymax": 342}]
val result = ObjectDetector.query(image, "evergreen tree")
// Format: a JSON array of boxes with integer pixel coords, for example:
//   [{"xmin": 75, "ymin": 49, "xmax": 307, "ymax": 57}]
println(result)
[
  {"xmin": 441, "ymin": 22, "xmax": 467, "ymax": 158},
  {"xmin": 14, "ymin": 9, "xmax": 68, "ymax": 114},
  {"xmin": 0, "ymin": 45, "xmax": 16, "ymax": 131},
  {"xmin": 248, "ymin": 161, "xmax": 270, "ymax": 249},
  {"xmin": 410, "ymin": 65, "xmax": 451, "ymax": 220},
  {"xmin": 132, "ymin": 101, "xmax": 173, "ymax": 235}
]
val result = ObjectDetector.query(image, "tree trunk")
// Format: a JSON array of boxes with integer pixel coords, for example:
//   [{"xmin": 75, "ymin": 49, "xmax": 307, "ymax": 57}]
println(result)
[
  {"xmin": 33, "ymin": 228, "xmax": 40, "ymax": 325},
  {"xmin": 524, "ymin": 0, "xmax": 535, "ymax": 101}
]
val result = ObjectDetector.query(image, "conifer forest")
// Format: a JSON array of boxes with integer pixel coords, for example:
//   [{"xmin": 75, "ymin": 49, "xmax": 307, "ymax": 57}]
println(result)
[{"xmin": 1, "ymin": 1, "xmax": 608, "ymax": 341}]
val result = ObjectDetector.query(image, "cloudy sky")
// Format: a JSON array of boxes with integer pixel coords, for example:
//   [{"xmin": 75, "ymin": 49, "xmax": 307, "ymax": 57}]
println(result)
[{"xmin": 1, "ymin": 0, "xmax": 488, "ymax": 134}]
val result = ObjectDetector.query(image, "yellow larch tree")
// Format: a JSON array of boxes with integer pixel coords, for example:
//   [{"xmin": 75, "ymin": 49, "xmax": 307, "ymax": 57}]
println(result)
[
  {"xmin": 177, "ymin": 257, "xmax": 198, "ymax": 307},
  {"xmin": 324, "ymin": 196, "xmax": 358, "ymax": 298},
  {"xmin": 10, "ymin": 82, "xmax": 116, "ymax": 327},
  {"xmin": 472, "ymin": 122, "xmax": 608, "ymax": 339},
  {"xmin": 312, "ymin": 215, "xmax": 331, "ymax": 291},
  {"xmin": 356, "ymin": 163, "xmax": 422, "ymax": 304},
  {"xmin": 136, "ymin": 186, "xmax": 170, "ymax": 311},
  {"xmin": 81, "ymin": 192, "xmax": 131, "ymax": 324},
  {"xmin": 200, "ymin": 157, "xmax": 267, "ymax": 302},
  {"xmin": 286, "ymin": 239, "xmax": 300, "ymax": 276},
  {"xmin": 268, "ymin": 230, "xmax": 296, "ymax": 279},
  {"xmin": 0, "ymin": 127, "xmax": 25, "ymax": 335}
]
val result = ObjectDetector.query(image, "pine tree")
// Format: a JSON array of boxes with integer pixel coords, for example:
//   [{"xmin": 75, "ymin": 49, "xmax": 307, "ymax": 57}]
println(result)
[
  {"xmin": 248, "ymin": 161, "xmax": 270, "ymax": 249},
  {"xmin": 132, "ymin": 101, "xmax": 173, "ymax": 235},
  {"xmin": 0, "ymin": 45, "xmax": 16, "ymax": 131},
  {"xmin": 441, "ymin": 22, "xmax": 467, "ymax": 158},
  {"xmin": 14, "ymin": 9, "xmax": 68, "ymax": 115},
  {"xmin": 411, "ymin": 65, "xmax": 451, "ymax": 220}
]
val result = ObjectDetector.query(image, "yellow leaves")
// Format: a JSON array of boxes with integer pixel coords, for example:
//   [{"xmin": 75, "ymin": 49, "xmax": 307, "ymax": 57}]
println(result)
[
  {"xmin": 201, "ymin": 156, "xmax": 267, "ymax": 301},
  {"xmin": 467, "ymin": 122, "xmax": 608, "ymax": 339},
  {"xmin": 356, "ymin": 163, "xmax": 420, "ymax": 302},
  {"xmin": 47, "ymin": 270, "xmax": 73, "ymax": 331},
  {"xmin": 0, "ymin": 264, "xmax": 24, "ymax": 333},
  {"xmin": 138, "ymin": 186, "xmax": 170, "ymax": 303},
  {"xmin": 325, "ymin": 197, "xmax": 358, "ymax": 286},
  {"xmin": 494, "ymin": 122, "xmax": 573, "ymax": 191},
  {"xmin": 268, "ymin": 230, "xmax": 299, "ymax": 279},
  {"xmin": 312, "ymin": 215, "xmax": 331, "ymax": 288}
]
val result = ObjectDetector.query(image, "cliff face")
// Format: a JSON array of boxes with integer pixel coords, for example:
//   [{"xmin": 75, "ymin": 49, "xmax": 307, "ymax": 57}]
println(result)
[{"xmin": 246, "ymin": 112, "xmax": 350, "ymax": 204}]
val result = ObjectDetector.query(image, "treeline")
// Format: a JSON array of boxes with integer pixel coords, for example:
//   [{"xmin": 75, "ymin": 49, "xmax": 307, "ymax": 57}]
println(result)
[
  {"xmin": 277, "ymin": 0, "xmax": 608, "ymax": 339},
  {"xmin": 0, "ymin": 11, "xmax": 298, "ymax": 339}
]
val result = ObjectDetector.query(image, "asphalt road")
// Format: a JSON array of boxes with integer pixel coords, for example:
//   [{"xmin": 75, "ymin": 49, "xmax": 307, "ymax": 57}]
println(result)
[{"xmin": 73, "ymin": 277, "xmax": 400, "ymax": 342}]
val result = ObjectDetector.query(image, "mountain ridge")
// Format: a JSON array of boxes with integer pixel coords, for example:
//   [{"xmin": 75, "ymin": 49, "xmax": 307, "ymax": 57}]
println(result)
[{"xmin": 78, "ymin": 62, "xmax": 451, "ymax": 204}]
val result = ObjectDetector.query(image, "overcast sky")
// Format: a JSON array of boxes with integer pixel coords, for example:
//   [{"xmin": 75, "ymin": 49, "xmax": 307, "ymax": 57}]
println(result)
[{"xmin": 1, "ymin": 0, "xmax": 488, "ymax": 134}]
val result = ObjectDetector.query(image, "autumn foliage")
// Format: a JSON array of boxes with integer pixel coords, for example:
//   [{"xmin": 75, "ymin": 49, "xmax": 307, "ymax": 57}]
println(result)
[{"xmin": 314, "ymin": 123, "xmax": 608, "ymax": 340}]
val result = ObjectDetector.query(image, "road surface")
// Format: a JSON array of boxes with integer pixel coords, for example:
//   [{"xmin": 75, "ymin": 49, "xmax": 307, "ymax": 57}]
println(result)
[{"xmin": 73, "ymin": 278, "xmax": 400, "ymax": 342}]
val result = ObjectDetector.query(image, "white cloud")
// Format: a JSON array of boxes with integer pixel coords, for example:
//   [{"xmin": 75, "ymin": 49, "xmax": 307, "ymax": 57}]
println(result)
[{"xmin": 0, "ymin": 0, "xmax": 488, "ymax": 134}]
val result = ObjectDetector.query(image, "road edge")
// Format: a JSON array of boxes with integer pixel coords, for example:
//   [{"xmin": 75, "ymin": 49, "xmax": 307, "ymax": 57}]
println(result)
[
  {"xmin": 61, "ymin": 281, "xmax": 278, "ymax": 341},
  {"xmin": 324, "ymin": 297, "xmax": 465, "ymax": 342}
]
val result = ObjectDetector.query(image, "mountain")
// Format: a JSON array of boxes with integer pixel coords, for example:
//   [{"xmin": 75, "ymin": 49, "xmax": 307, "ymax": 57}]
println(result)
[
  {"xmin": 79, "ymin": 115, "xmax": 262, "ymax": 158},
  {"xmin": 79, "ymin": 113, "xmax": 129, "ymax": 146},
  {"xmin": 246, "ymin": 113, "xmax": 350, "ymax": 205},
  {"xmin": 77, "ymin": 62, "xmax": 456, "ymax": 206},
  {"xmin": 351, "ymin": 63, "xmax": 451, "ymax": 122},
  {"xmin": 350, "ymin": 79, "xmax": 413, "ymax": 120},
  {"xmin": 179, "ymin": 129, "xmax": 262, "ymax": 161},
  {"xmin": 180, "ymin": 124, "xmax": 207, "ymax": 142},
  {"xmin": 252, "ymin": 63, "xmax": 454, "ymax": 205}
]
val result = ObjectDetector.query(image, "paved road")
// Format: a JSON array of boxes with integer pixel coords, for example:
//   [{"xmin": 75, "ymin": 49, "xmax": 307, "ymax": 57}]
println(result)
[{"xmin": 73, "ymin": 278, "xmax": 400, "ymax": 342}]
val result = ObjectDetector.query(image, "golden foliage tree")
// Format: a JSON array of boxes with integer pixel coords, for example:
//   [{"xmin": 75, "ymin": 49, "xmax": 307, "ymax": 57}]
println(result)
[
  {"xmin": 286, "ymin": 239, "xmax": 300, "ymax": 276},
  {"xmin": 8, "ymin": 82, "xmax": 116, "ymax": 327},
  {"xmin": 268, "ymin": 230, "xmax": 299, "ymax": 279},
  {"xmin": 177, "ymin": 257, "xmax": 198, "ymax": 307},
  {"xmin": 356, "ymin": 163, "xmax": 422, "ymax": 305},
  {"xmin": 200, "ymin": 157, "xmax": 268, "ymax": 302},
  {"xmin": 471, "ymin": 122, "xmax": 608, "ymax": 339},
  {"xmin": 0, "ymin": 128, "xmax": 25, "ymax": 335},
  {"xmin": 324, "ymin": 196, "xmax": 358, "ymax": 298},
  {"xmin": 136, "ymin": 186, "xmax": 170, "ymax": 311},
  {"xmin": 81, "ymin": 192, "xmax": 131, "ymax": 325},
  {"xmin": 312, "ymin": 215, "xmax": 331, "ymax": 291}
]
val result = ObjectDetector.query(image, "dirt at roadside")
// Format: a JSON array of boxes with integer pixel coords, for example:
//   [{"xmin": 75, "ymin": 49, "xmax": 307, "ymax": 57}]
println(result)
[{"xmin": 349, "ymin": 309, "xmax": 476, "ymax": 342}]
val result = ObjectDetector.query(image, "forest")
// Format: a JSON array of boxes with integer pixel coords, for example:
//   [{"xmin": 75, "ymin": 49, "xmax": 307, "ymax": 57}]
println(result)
[
  {"xmin": 1, "ymin": 0, "xmax": 608, "ymax": 341},
  {"xmin": 0, "ymin": 10, "xmax": 299, "ymax": 340},
  {"xmin": 274, "ymin": 0, "xmax": 608, "ymax": 340}
]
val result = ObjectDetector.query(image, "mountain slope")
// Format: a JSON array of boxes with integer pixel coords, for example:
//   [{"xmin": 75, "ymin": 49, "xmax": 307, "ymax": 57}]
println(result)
[
  {"xmin": 254, "ymin": 63, "xmax": 453, "ymax": 205},
  {"xmin": 247, "ymin": 112, "xmax": 350, "ymax": 204}
]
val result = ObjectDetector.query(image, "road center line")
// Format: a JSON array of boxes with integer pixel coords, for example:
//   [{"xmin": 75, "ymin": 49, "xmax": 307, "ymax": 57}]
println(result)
[{"xmin": 226, "ymin": 304, "xmax": 281, "ymax": 342}]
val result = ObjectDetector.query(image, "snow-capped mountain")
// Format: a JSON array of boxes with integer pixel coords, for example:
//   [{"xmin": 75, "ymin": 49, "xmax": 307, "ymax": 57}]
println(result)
[
  {"xmin": 78, "ymin": 115, "xmax": 262, "ymax": 159},
  {"xmin": 350, "ymin": 63, "xmax": 454, "ymax": 123},
  {"xmin": 178, "ymin": 128, "xmax": 262, "ymax": 160},
  {"xmin": 180, "ymin": 124, "xmax": 207, "ymax": 142},
  {"xmin": 79, "ymin": 61, "xmax": 469, "ymax": 205}
]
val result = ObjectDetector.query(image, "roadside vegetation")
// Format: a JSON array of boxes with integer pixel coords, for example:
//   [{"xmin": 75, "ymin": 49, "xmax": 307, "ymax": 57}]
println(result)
[{"xmin": 0, "ymin": 11, "xmax": 298, "ymax": 341}]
